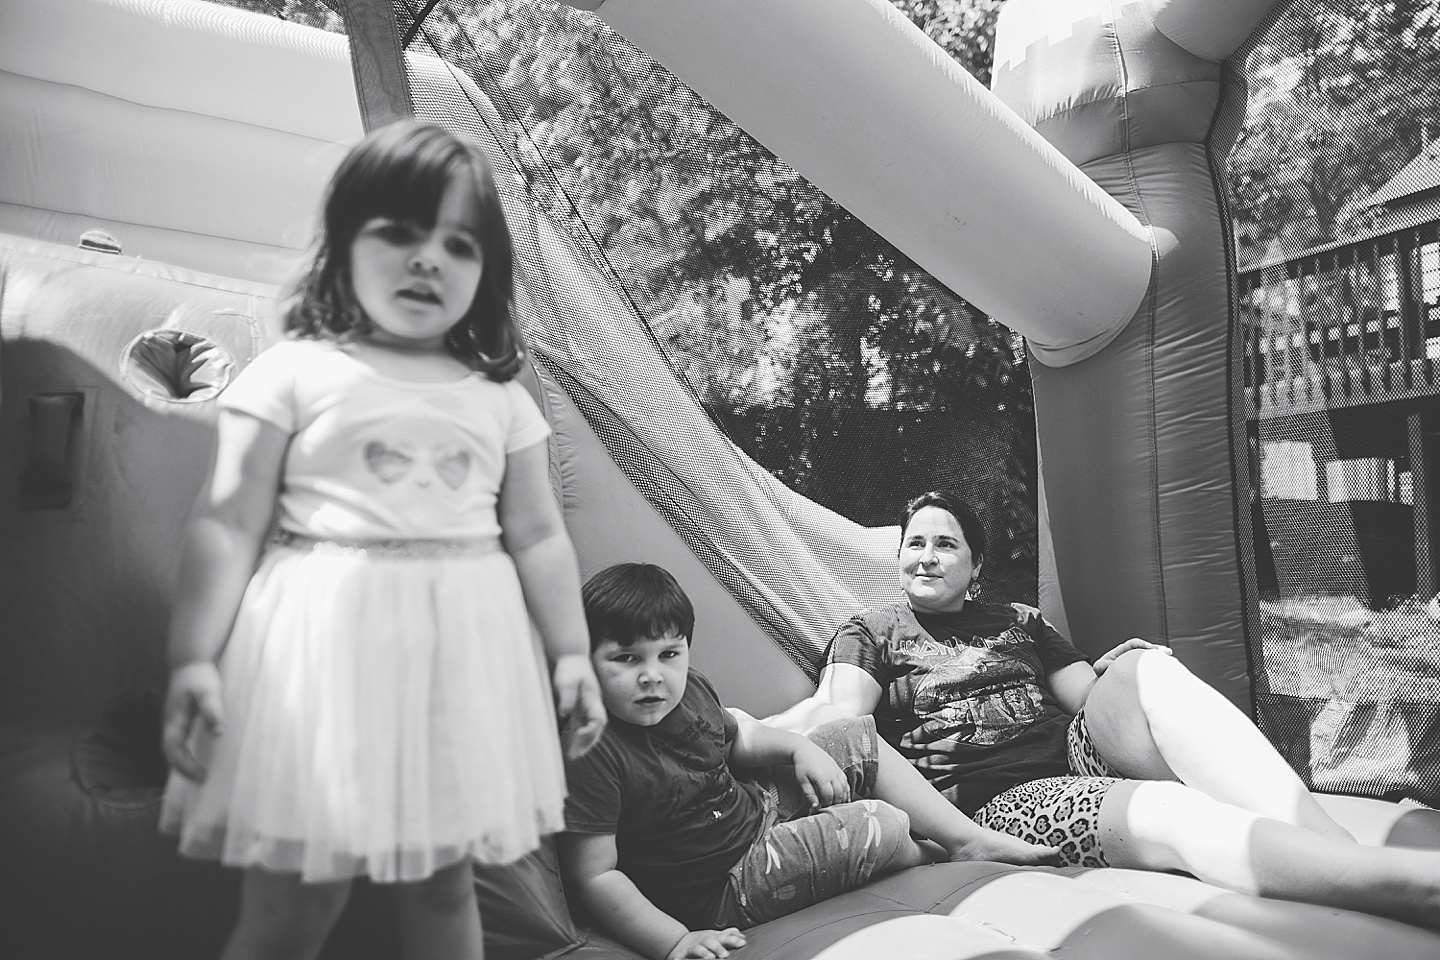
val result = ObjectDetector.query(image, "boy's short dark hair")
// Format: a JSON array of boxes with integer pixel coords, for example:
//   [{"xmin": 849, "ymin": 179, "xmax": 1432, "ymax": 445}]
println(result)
[{"xmin": 582, "ymin": 563, "xmax": 695, "ymax": 649}]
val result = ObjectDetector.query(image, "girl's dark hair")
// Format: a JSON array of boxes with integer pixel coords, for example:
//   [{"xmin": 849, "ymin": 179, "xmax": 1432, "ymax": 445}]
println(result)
[
  {"xmin": 900, "ymin": 491, "xmax": 987, "ymax": 565},
  {"xmin": 582, "ymin": 563, "xmax": 696, "ymax": 650},
  {"xmin": 283, "ymin": 121, "xmax": 523, "ymax": 380}
]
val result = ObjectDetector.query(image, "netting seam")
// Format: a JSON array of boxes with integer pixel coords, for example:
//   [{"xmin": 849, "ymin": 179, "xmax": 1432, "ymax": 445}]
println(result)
[
  {"xmin": 414, "ymin": 3, "xmax": 730, "ymax": 431},
  {"xmin": 532, "ymin": 349, "xmax": 823, "ymax": 682}
]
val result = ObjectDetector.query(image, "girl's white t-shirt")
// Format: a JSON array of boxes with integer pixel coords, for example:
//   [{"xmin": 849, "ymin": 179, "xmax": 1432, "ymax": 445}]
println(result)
[{"xmin": 220, "ymin": 339, "xmax": 549, "ymax": 540}]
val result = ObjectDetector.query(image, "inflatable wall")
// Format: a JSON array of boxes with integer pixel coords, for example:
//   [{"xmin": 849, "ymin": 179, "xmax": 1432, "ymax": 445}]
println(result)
[{"xmin": 7, "ymin": 2, "xmax": 1440, "ymax": 960}]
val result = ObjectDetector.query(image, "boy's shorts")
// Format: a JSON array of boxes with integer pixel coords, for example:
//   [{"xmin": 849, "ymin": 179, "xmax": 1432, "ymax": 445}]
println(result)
[{"xmin": 709, "ymin": 716, "xmax": 912, "ymax": 929}]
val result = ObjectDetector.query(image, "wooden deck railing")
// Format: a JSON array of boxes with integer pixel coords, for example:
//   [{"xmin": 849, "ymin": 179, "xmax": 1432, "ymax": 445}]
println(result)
[{"xmin": 1240, "ymin": 221, "xmax": 1440, "ymax": 419}]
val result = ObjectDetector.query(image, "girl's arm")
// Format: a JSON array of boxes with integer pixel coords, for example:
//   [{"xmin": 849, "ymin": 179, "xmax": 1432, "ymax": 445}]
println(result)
[
  {"xmin": 497, "ymin": 440, "xmax": 605, "ymax": 757},
  {"xmin": 162, "ymin": 409, "xmax": 288, "ymax": 780},
  {"xmin": 762, "ymin": 662, "xmax": 884, "ymax": 734},
  {"xmin": 556, "ymin": 832, "xmax": 745, "ymax": 960}
]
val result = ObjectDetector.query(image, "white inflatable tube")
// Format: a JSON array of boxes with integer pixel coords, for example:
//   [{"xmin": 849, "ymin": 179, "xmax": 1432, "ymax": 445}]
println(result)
[
  {"xmin": 0, "ymin": 0, "xmax": 360, "ymax": 140},
  {"xmin": 585, "ymin": 0, "xmax": 1154, "ymax": 365},
  {"xmin": 0, "ymin": 0, "xmax": 359, "ymax": 283}
]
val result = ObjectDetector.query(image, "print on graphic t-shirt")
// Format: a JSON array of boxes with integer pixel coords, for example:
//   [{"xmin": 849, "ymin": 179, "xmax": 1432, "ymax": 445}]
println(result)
[{"xmin": 907, "ymin": 626, "xmax": 1046, "ymax": 746}]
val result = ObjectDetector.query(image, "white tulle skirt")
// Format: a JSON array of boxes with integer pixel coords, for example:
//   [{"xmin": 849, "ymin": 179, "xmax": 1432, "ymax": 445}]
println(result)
[{"xmin": 160, "ymin": 537, "xmax": 567, "ymax": 883}]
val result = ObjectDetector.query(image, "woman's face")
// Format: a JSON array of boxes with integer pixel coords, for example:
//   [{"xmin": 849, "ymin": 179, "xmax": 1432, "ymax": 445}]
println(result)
[{"xmin": 899, "ymin": 506, "xmax": 981, "ymax": 614}]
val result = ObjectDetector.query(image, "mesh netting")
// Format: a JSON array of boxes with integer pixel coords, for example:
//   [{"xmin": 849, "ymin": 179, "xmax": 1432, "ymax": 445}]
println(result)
[
  {"xmin": 380, "ymin": 2, "xmax": 1038, "ymax": 670},
  {"xmin": 219, "ymin": 0, "xmax": 1440, "ymax": 803},
  {"xmin": 1222, "ymin": 0, "xmax": 1440, "ymax": 804}
]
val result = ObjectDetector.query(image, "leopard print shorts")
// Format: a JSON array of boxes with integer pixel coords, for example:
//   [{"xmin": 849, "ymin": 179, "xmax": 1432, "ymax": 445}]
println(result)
[{"xmin": 971, "ymin": 709, "xmax": 1121, "ymax": 867}]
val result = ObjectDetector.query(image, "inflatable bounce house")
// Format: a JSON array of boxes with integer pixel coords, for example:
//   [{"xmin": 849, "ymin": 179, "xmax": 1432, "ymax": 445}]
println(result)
[{"xmin": 5, "ymin": 0, "xmax": 1440, "ymax": 957}]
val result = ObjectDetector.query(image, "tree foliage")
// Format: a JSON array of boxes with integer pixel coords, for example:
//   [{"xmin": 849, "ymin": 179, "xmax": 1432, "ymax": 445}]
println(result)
[
  {"xmin": 221, "ymin": 0, "xmax": 341, "ymax": 30},
  {"xmin": 1229, "ymin": 0, "xmax": 1440, "ymax": 262},
  {"xmin": 421, "ymin": 0, "xmax": 1038, "ymax": 586}
]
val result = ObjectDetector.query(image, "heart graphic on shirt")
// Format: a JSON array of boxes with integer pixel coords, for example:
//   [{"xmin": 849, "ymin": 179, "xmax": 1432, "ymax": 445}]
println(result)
[
  {"xmin": 433, "ymin": 447, "xmax": 472, "ymax": 490},
  {"xmin": 364, "ymin": 441, "xmax": 413, "ymax": 484}
]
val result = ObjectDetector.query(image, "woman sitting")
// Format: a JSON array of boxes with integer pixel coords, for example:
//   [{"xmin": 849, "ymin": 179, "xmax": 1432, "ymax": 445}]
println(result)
[{"xmin": 767, "ymin": 490, "xmax": 1440, "ymax": 928}]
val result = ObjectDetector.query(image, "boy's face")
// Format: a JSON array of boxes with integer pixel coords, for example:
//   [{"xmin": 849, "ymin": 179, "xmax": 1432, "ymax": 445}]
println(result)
[{"xmin": 592, "ymin": 631, "xmax": 690, "ymax": 727}]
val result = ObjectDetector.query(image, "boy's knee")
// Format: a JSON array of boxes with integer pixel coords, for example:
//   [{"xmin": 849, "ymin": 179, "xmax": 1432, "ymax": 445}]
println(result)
[
  {"xmin": 806, "ymin": 716, "xmax": 880, "ymax": 797},
  {"xmin": 828, "ymin": 799, "xmax": 910, "ymax": 869},
  {"xmin": 807, "ymin": 716, "xmax": 874, "ymax": 753}
]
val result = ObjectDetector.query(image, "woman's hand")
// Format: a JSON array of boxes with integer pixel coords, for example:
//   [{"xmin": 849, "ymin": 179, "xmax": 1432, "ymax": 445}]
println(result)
[
  {"xmin": 791, "ymin": 740, "xmax": 850, "ymax": 810},
  {"xmin": 667, "ymin": 928, "xmax": 746, "ymax": 960},
  {"xmin": 162, "ymin": 662, "xmax": 224, "ymax": 781},
  {"xmin": 554, "ymin": 653, "xmax": 606, "ymax": 759},
  {"xmin": 1093, "ymin": 637, "xmax": 1172, "ymax": 675}
]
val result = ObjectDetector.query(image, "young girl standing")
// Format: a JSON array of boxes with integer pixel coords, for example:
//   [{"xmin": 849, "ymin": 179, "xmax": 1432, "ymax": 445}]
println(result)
[{"xmin": 160, "ymin": 121, "xmax": 605, "ymax": 960}]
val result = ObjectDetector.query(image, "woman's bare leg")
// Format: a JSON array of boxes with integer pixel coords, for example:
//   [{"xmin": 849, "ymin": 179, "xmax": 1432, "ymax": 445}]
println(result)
[
  {"xmin": 221, "ymin": 869, "xmax": 351, "ymax": 960},
  {"xmin": 393, "ymin": 859, "xmax": 484, "ymax": 960},
  {"xmin": 1101, "ymin": 779, "xmax": 1440, "ymax": 927},
  {"xmin": 1083, "ymin": 649, "xmax": 1349, "ymax": 838}
]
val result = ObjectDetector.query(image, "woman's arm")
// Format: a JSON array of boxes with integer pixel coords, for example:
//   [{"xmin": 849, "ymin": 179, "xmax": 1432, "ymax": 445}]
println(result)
[
  {"xmin": 556, "ymin": 832, "xmax": 745, "ymax": 960},
  {"xmin": 497, "ymin": 441, "xmax": 605, "ymax": 757},
  {"xmin": 162, "ymin": 409, "xmax": 288, "ymax": 780},
  {"xmin": 763, "ymin": 662, "xmax": 884, "ymax": 734},
  {"xmin": 1047, "ymin": 638, "xmax": 1173, "ymax": 715}
]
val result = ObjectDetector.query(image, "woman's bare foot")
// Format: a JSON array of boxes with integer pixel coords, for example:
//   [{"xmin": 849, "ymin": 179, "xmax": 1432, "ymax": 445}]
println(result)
[{"xmin": 948, "ymin": 828, "xmax": 1062, "ymax": 866}]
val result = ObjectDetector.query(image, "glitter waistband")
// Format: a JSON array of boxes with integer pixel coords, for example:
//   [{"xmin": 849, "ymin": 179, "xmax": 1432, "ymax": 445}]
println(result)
[{"xmin": 274, "ymin": 530, "xmax": 502, "ymax": 559}]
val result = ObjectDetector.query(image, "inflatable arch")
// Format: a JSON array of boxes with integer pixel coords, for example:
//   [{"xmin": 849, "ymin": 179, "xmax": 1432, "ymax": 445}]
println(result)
[
  {"xmin": 3, "ymin": 1, "xmax": 1440, "ymax": 958},
  {"xmin": 579, "ymin": 0, "xmax": 1264, "ymax": 705}
]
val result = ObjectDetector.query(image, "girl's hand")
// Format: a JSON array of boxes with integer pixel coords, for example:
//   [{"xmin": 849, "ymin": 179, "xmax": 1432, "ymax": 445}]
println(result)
[
  {"xmin": 667, "ymin": 928, "xmax": 746, "ymax": 960},
  {"xmin": 1093, "ymin": 637, "xmax": 1172, "ymax": 675},
  {"xmin": 792, "ymin": 740, "xmax": 850, "ymax": 810},
  {"xmin": 162, "ymin": 662, "xmax": 224, "ymax": 781},
  {"xmin": 553, "ymin": 653, "xmax": 606, "ymax": 759}
]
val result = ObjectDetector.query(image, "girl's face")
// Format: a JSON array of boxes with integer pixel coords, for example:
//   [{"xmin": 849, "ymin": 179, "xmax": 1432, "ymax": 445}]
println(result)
[
  {"xmin": 899, "ymin": 506, "xmax": 981, "ymax": 614},
  {"xmin": 349, "ymin": 174, "xmax": 484, "ymax": 351}
]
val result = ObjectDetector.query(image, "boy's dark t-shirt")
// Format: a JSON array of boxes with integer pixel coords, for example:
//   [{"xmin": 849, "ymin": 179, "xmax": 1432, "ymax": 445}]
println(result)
[
  {"xmin": 826, "ymin": 601, "xmax": 1089, "ymax": 814},
  {"xmin": 563, "ymin": 670, "xmax": 766, "ymax": 929}
]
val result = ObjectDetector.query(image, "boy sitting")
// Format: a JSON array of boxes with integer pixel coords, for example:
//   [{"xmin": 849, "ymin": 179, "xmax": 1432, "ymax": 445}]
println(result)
[{"xmin": 559, "ymin": 563, "xmax": 1059, "ymax": 960}]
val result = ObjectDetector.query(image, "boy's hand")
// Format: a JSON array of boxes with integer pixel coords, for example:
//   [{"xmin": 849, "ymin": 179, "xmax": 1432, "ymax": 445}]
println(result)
[
  {"xmin": 162, "ymin": 662, "xmax": 224, "ymax": 781},
  {"xmin": 667, "ymin": 928, "xmax": 746, "ymax": 960},
  {"xmin": 553, "ymin": 653, "xmax": 606, "ymax": 759},
  {"xmin": 791, "ymin": 740, "xmax": 850, "ymax": 810}
]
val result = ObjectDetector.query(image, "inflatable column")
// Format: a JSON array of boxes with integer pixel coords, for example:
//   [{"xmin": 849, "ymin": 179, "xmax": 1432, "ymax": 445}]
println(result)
[{"xmin": 991, "ymin": 0, "xmax": 1284, "ymax": 706}]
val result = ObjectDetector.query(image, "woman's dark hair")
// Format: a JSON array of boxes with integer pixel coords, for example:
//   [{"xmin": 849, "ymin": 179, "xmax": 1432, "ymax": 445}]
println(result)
[
  {"xmin": 582, "ymin": 563, "xmax": 696, "ymax": 650},
  {"xmin": 283, "ymin": 121, "xmax": 523, "ymax": 380},
  {"xmin": 899, "ymin": 491, "xmax": 987, "ymax": 565}
]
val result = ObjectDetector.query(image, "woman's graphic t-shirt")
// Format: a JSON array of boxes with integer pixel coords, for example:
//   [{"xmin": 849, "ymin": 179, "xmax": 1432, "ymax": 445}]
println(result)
[
  {"xmin": 219, "ymin": 339, "xmax": 549, "ymax": 540},
  {"xmin": 826, "ymin": 601, "xmax": 1090, "ymax": 813}
]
